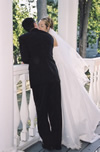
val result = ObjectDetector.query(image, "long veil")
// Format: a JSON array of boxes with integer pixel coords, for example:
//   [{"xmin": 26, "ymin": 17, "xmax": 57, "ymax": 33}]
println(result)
[
  {"xmin": 49, "ymin": 29, "xmax": 100, "ymax": 149},
  {"xmin": 49, "ymin": 28, "xmax": 89, "ymax": 85}
]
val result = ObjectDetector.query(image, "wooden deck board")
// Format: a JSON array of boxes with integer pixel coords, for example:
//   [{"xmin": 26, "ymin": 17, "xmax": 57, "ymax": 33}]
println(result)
[
  {"xmin": 81, "ymin": 139, "xmax": 100, "ymax": 152},
  {"xmin": 25, "ymin": 142, "xmax": 69, "ymax": 152},
  {"xmin": 67, "ymin": 142, "xmax": 90, "ymax": 152},
  {"xmin": 25, "ymin": 123, "xmax": 100, "ymax": 152},
  {"xmin": 25, "ymin": 142, "xmax": 43, "ymax": 152}
]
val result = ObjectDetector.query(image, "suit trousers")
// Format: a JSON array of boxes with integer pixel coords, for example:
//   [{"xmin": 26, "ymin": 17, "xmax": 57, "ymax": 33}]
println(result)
[{"xmin": 32, "ymin": 81, "xmax": 62, "ymax": 147}]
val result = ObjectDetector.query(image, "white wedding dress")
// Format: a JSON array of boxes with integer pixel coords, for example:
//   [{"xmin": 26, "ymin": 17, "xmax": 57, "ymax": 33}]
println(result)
[{"xmin": 49, "ymin": 29, "xmax": 100, "ymax": 149}]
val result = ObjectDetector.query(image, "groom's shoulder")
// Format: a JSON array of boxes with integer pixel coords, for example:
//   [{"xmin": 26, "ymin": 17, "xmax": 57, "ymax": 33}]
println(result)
[
  {"xmin": 19, "ymin": 33, "xmax": 29, "ymax": 43},
  {"xmin": 19, "ymin": 29, "xmax": 53, "ymax": 42},
  {"xmin": 19, "ymin": 32, "xmax": 29, "ymax": 40},
  {"xmin": 37, "ymin": 29, "xmax": 53, "ymax": 39},
  {"xmin": 43, "ymin": 32, "xmax": 54, "ymax": 43}
]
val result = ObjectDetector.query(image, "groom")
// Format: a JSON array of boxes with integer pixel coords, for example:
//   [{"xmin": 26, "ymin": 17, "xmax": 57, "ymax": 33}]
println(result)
[{"xmin": 19, "ymin": 18, "xmax": 62, "ymax": 150}]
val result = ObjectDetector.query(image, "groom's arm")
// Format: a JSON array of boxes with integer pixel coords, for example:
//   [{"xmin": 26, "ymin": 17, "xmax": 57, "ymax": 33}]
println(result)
[{"xmin": 19, "ymin": 36, "xmax": 29, "ymax": 64}]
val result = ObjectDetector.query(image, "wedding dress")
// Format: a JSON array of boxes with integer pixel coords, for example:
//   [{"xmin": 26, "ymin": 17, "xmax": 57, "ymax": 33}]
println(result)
[{"xmin": 49, "ymin": 29, "xmax": 100, "ymax": 149}]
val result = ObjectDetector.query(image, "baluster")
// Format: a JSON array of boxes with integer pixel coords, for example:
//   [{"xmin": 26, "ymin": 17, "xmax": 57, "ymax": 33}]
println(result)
[
  {"xmin": 14, "ymin": 76, "xmax": 20, "ymax": 146},
  {"xmin": 97, "ymin": 66, "xmax": 100, "ymax": 108},
  {"xmin": 93, "ymin": 66, "xmax": 98, "ymax": 104},
  {"xmin": 99, "ymin": 66, "xmax": 100, "ymax": 107},
  {"xmin": 20, "ymin": 74, "xmax": 29, "ymax": 141},
  {"xmin": 89, "ymin": 69, "xmax": 94, "ymax": 100},
  {"xmin": 29, "ymin": 89, "xmax": 36, "ymax": 137}
]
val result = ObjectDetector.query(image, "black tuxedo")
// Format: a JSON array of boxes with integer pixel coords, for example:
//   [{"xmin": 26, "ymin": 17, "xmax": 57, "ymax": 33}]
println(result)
[
  {"xmin": 19, "ymin": 28, "xmax": 60, "ymax": 87},
  {"xmin": 19, "ymin": 28, "xmax": 62, "ymax": 149}
]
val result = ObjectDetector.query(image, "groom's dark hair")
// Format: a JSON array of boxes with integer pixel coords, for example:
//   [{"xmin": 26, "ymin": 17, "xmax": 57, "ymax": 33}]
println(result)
[{"xmin": 22, "ymin": 18, "xmax": 35, "ymax": 32}]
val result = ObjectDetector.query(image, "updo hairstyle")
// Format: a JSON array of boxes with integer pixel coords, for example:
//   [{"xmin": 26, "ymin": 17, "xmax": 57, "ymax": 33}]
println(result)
[{"xmin": 41, "ymin": 17, "xmax": 54, "ymax": 29}]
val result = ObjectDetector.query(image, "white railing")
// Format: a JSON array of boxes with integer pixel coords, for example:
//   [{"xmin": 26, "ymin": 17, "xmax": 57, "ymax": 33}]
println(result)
[
  {"xmin": 13, "ymin": 58, "xmax": 100, "ymax": 151},
  {"xmin": 84, "ymin": 57, "xmax": 100, "ymax": 108},
  {"xmin": 14, "ymin": 64, "xmax": 40, "ymax": 151}
]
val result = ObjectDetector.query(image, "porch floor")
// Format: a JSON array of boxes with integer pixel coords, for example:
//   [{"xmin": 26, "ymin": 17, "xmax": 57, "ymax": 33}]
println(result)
[{"xmin": 25, "ymin": 122, "xmax": 100, "ymax": 152}]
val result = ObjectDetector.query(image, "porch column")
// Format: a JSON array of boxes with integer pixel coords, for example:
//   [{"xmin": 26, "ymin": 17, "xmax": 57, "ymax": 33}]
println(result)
[
  {"xmin": 58, "ymin": 0, "xmax": 79, "ymax": 50},
  {"xmin": 0, "ymin": 0, "xmax": 14, "ymax": 152}
]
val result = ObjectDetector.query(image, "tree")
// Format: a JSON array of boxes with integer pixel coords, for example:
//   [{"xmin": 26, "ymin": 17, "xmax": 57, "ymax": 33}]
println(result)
[
  {"xmin": 37, "ymin": 0, "xmax": 47, "ymax": 22},
  {"xmin": 78, "ymin": 0, "xmax": 100, "ymax": 57},
  {"xmin": 37, "ymin": 0, "xmax": 58, "ymax": 31},
  {"xmin": 78, "ymin": 0, "xmax": 92, "ymax": 58},
  {"xmin": 47, "ymin": 0, "xmax": 58, "ymax": 31},
  {"xmin": 88, "ymin": 0, "xmax": 100, "ymax": 51},
  {"xmin": 13, "ymin": 0, "xmax": 29, "ymax": 64}
]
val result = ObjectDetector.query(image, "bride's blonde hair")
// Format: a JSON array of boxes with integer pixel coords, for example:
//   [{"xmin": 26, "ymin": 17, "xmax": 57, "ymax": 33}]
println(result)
[{"xmin": 40, "ymin": 17, "xmax": 54, "ymax": 29}]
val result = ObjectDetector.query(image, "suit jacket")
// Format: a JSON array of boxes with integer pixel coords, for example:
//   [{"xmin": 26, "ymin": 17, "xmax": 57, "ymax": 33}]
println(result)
[{"xmin": 19, "ymin": 28, "xmax": 60, "ymax": 87}]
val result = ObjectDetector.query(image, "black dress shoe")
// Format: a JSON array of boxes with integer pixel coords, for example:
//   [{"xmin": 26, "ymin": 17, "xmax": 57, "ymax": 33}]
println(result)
[
  {"xmin": 42, "ymin": 143, "xmax": 53, "ymax": 150},
  {"xmin": 53, "ymin": 145, "xmax": 62, "ymax": 150}
]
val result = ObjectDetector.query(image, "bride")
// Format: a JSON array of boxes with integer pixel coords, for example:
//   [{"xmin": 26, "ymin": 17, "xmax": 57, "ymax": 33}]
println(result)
[{"xmin": 38, "ymin": 17, "xmax": 100, "ymax": 149}]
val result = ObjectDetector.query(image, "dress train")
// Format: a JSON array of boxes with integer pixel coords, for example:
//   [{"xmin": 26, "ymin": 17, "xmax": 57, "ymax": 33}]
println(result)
[{"xmin": 49, "ymin": 29, "xmax": 100, "ymax": 149}]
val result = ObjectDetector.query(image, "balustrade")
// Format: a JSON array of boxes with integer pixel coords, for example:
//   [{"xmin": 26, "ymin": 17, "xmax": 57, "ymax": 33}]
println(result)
[
  {"xmin": 84, "ymin": 57, "xmax": 100, "ymax": 108},
  {"xmin": 14, "ymin": 64, "xmax": 40, "ymax": 151},
  {"xmin": 13, "ymin": 58, "xmax": 100, "ymax": 151}
]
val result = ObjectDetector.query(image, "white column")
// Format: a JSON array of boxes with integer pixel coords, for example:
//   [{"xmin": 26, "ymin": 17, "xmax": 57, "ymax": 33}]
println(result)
[
  {"xmin": 58, "ymin": 0, "xmax": 79, "ymax": 50},
  {"xmin": 0, "ymin": 0, "xmax": 14, "ymax": 152}
]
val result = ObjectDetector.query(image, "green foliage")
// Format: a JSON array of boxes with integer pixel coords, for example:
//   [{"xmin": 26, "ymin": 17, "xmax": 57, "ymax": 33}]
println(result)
[
  {"xmin": 77, "ymin": 0, "xmax": 100, "ymax": 50},
  {"xmin": 88, "ymin": 0, "xmax": 100, "ymax": 46},
  {"xmin": 47, "ymin": 1, "xmax": 58, "ymax": 31},
  {"xmin": 13, "ymin": 0, "xmax": 29, "ymax": 64},
  {"xmin": 13, "ymin": 0, "xmax": 58, "ymax": 64}
]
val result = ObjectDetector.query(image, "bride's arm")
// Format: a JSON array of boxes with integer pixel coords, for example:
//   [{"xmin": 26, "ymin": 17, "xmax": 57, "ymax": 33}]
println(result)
[
  {"xmin": 49, "ymin": 28, "xmax": 58, "ymax": 47},
  {"xmin": 53, "ymin": 36, "xmax": 58, "ymax": 47}
]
